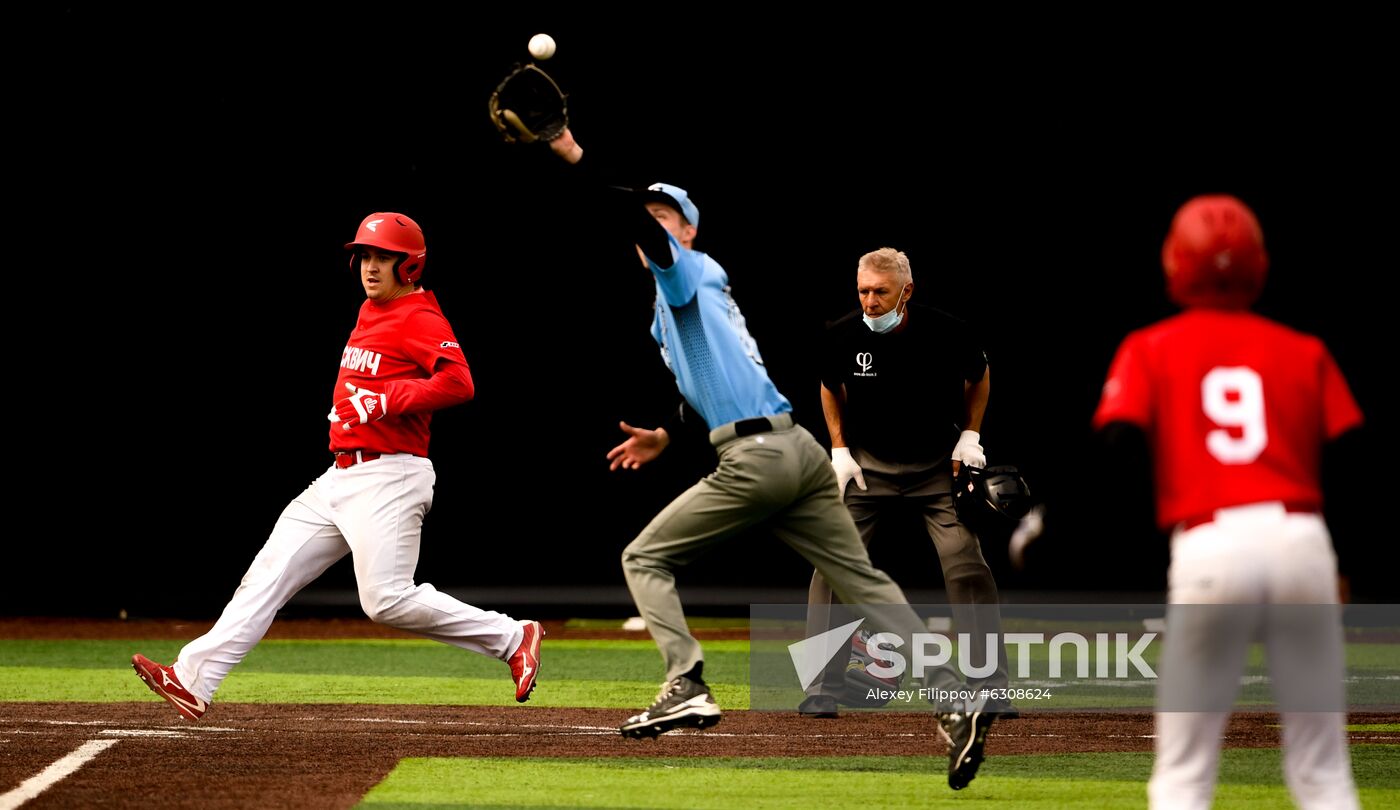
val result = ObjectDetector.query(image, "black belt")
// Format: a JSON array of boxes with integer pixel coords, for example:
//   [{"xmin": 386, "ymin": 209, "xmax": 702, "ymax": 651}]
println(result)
[{"xmin": 734, "ymin": 417, "xmax": 776, "ymax": 437}]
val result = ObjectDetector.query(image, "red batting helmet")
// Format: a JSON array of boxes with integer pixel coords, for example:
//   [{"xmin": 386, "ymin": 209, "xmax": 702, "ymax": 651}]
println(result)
[
  {"xmin": 345, "ymin": 212, "xmax": 427, "ymax": 284},
  {"xmin": 1162, "ymin": 194, "xmax": 1268, "ymax": 310}
]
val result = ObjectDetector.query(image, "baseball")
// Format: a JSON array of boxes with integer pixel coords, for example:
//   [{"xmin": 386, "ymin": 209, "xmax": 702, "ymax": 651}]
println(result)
[{"xmin": 528, "ymin": 33, "xmax": 556, "ymax": 60}]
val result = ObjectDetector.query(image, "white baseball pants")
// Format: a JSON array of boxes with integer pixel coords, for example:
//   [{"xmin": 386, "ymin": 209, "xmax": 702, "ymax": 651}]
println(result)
[
  {"xmin": 1148, "ymin": 502, "xmax": 1359, "ymax": 810},
  {"xmin": 173, "ymin": 454, "xmax": 523, "ymax": 702}
]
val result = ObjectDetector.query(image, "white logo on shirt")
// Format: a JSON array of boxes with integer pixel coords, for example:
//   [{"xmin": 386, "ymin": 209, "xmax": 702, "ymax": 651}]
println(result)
[
  {"xmin": 440, "ymin": 341, "xmax": 460, "ymax": 349},
  {"xmin": 341, "ymin": 345, "xmax": 382, "ymax": 376},
  {"xmin": 855, "ymin": 352, "xmax": 876, "ymax": 377}
]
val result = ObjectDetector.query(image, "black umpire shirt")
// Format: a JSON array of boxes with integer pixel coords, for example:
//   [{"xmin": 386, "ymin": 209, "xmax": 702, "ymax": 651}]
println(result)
[{"xmin": 820, "ymin": 302, "xmax": 988, "ymax": 466}]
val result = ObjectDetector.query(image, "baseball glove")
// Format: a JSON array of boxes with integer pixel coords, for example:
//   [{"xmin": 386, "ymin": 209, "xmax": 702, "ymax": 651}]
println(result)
[{"xmin": 488, "ymin": 63, "xmax": 568, "ymax": 144}]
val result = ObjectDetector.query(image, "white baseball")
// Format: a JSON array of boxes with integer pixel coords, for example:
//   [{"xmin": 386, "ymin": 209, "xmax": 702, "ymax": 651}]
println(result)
[{"xmin": 528, "ymin": 33, "xmax": 556, "ymax": 60}]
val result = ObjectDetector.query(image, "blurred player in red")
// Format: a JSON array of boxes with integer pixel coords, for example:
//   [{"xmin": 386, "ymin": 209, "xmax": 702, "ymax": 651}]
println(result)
[
  {"xmin": 1094, "ymin": 195, "xmax": 1361, "ymax": 809},
  {"xmin": 131, "ymin": 212, "xmax": 542, "ymax": 720}
]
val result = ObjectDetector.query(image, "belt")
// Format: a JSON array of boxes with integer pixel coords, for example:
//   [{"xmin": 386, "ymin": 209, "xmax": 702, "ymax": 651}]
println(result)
[
  {"xmin": 735, "ymin": 417, "xmax": 777, "ymax": 437},
  {"xmin": 708, "ymin": 413, "xmax": 795, "ymax": 446},
  {"xmin": 334, "ymin": 450, "xmax": 381, "ymax": 469},
  {"xmin": 1179, "ymin": 501, "xmax": 1317, "ymax": 531}
]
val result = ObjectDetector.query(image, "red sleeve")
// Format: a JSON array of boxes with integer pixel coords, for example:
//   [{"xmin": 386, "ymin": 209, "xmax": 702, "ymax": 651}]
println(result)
[
  {"xmin": 1318, "ymin": 344, "xmax": 1363, "ymax": 440},
  {"xmin": 384, "ymin": 309, "xmax": 475, "ymax": 415},
  {"xmin": 1093, "ymin": 332, "xmax": 1153, "ymax": 430}
]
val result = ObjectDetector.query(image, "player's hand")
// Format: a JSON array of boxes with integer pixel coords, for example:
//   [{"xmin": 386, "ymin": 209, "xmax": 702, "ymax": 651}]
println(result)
[
  {"xmin": 332, "ymin": 383, "xmax": 388, "ymax": 431},
  {"xmin": 951, "ymin": 429, "xmax": 986, "ymax": 476},
  {"xmin": 1008, "ymin": 503, "xmax": 1046, "ymax": 571},
  {"xmin": 831, "ymin": 447, "xmax": 867, "ymax": 495},
  {"xmin": 607, "ymin": 422, "xmax": 669, "ymax": 471}
]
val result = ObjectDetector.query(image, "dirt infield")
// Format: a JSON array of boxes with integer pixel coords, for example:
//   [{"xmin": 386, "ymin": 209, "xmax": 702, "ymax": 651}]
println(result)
[
  {"xmin": 4, "ymin": 619, "xmax": 1397, "ymax": 808},
  {"xmin": 4, "ymin": 703, "xmax": 1398, "ymax": 809}
]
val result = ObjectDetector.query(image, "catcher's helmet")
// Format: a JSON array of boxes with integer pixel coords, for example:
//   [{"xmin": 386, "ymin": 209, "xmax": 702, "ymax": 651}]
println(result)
[
  {"xmin": 345, "ymin": 212, "xmax": 427, "ymax": 284},
  {"xmin": 954, "ymin": 465, "xmax": 1033, "ymax": 529},
  {"xmin": 1162, "ymin": 195, "xmax": 1268, "ymax": 310}
]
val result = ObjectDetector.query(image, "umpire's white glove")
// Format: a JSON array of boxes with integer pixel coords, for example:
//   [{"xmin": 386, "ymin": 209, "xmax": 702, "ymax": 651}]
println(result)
[
  {"xmin": 951, "ymin": 430, "xmax": 987, "ymax": 469},
  {"xmin": 831, "ymin": 447, "xmax": 867, "ymax": 495}
]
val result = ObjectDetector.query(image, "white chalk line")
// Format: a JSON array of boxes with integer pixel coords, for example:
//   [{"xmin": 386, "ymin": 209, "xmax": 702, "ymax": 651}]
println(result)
[{"xmin": 0, "ymin": 739, "xmax": 118, "ymax": 810}]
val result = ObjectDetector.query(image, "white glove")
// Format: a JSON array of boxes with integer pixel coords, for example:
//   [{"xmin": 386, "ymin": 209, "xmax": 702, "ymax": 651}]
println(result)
[
  {"xmin": 951, "ymin": 429, "xmax": 986, "ymax": 469},
  {"xmin": 831, "ymin": 447, "xmax": 867, "ymax": 495}
]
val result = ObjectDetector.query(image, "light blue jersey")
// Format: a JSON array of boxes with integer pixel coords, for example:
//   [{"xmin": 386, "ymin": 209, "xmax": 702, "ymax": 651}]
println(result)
[{"xmin": 648, "ymin": 235, "xmax": 792, "ymax": 429}]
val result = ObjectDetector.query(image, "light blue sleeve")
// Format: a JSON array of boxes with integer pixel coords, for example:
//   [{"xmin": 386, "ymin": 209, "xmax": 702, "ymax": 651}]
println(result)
[{"xmin": 647, "ymin": 233, "xmax": 701, "ymax": 307}]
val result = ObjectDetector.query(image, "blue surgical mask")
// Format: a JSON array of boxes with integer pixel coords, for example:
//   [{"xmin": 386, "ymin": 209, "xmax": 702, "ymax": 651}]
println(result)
[{"xmin": 862, "ymin": 286, "xmax": 909, "ymax": 333}]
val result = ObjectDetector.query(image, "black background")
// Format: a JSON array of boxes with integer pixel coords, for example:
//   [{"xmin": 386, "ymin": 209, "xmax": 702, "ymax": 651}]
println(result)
[{"xmin": 13, "ymin": 9, "xmax": 1394, "ymax": 616}]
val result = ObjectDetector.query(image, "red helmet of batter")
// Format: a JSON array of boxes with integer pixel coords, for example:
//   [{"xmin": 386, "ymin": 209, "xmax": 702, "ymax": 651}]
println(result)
[
  {"xmin": 345, "ymin": 212, "xmax": 427, "ymax": 284},
  {"xmin": 1162, "ymin": 194, "xmax": 1268, "ymax": 310}
]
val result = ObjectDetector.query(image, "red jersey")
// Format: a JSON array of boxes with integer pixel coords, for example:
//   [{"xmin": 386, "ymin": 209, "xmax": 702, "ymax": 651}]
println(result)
[
  {"xmin": 329, "ymin": 290, "xmax": 474, "ymax": 457},
  {"xmin": 1093, "ymin": 309, "xmax": 1362, "ymax": 529}
]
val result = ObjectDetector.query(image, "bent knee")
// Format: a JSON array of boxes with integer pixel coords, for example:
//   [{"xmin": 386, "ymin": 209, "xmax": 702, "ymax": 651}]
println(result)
[
  {"xmin": 621, "ymin": 535, "xmax": 660, "ymax": 569},
  {"xmin": 359, "ymin": 590, "xmax": 410, "ymax": 624}
]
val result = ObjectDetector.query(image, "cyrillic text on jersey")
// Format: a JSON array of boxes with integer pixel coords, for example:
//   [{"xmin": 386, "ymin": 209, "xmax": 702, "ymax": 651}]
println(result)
[{"xmin": 341, "ymin": 345, "xmax": 382, "ymax": 376}]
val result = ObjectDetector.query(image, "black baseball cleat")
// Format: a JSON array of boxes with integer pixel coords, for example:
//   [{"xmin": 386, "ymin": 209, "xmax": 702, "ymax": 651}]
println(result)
[
  {"xmin": 797, "ymin": 694, "xmax": 840, "ymax": 719},
  {"xmin": 937, "ymin": 704, "xmax": 994, "ymax": 790},
  {"xmin": 619, "ymin": 675, "xmax": 722, "ymax": 739},
  {"xmin": 795, "ymin": 693, "xmax": 834, "ymax": 721}
]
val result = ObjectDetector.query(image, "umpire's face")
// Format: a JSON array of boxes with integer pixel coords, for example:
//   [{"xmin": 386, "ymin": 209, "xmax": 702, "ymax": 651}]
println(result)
[
  {"xmin": 857, "ymin": 267, "xmax": 912, "ymax": 317},
  {"xmin": 358, "ymin": 245, "xmax": 412, "ymax": 302},
  {"xmin": 645, "ymin": 203, "xmax": 697, "ymax": 249}
]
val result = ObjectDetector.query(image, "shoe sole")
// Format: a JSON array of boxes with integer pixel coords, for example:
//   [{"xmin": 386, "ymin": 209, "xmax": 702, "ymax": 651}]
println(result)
[
  {"xmin": 619, "ymin": 706, "xmax": 722, "ymax": 739},
  {"xmin": 131, "ymin": 657, "xmax": 205, "ymax": 722},
  {"xmin": 948, "ymin": 711, "xmax": 992, "ymax": 790},
  {"xmin": 515, "ymin": 622, "xmax": 545, "ymax": 703}
]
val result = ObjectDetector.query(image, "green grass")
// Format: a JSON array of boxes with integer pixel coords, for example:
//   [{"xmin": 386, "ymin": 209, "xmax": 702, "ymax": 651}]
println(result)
[
  {"xmin": 4, "ymin": 635, "xmax": 1395, "ymax": 711},
  {"xmin": 0, "ymin": 638, "xmax": 749, "ymax": 709},
  {"xmin": 360, "ymin": 747, "xmax": 1400, "ymax": 809}
]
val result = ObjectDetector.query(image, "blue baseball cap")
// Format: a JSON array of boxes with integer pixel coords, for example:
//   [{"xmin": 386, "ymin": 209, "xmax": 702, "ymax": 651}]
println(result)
[{"xmin": 643, "ymin": 182, "xmax": 700, "ymax": 227}]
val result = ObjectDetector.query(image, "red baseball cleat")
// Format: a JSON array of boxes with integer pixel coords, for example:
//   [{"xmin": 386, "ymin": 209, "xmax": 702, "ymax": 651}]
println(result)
[
  {"xmin": 508, "ymin": 621, "xmax": 544, "ymax": 703},
  {"xmin": 132, "ymin": 654, "xmax": 207, "ymax": 721}
]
